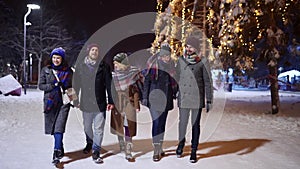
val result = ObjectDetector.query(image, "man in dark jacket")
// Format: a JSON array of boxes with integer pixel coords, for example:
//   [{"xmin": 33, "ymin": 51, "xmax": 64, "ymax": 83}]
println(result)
[
  {"xmin": 73, "ymin": 43, "xmax": 114, "ymax": 164},
  {"xmin": 175, "ymin": 36, "xmax": 213, "ymax": 163}
]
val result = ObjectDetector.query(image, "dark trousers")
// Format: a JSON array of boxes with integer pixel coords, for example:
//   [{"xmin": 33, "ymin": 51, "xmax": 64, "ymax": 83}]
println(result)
[
  {"xmin": 178, "ymin": 108, "xmax": 202, "ymax": 150},
  {"xmin": 150, "ymin": 109, "xmax": 169, "ymax": 144}
]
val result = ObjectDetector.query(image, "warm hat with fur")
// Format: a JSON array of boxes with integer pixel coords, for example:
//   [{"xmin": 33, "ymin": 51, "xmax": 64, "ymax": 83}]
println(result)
[
  {"xmin": 159, "ymin": 44, "xmax": 171, "ymax": 57},
  {"xmin": 50, "ymin": 47, "xmax": 65, "ymax": 59},
  {"xmin": 113, "ymin": 52, "xmax": 129, "ymax": 66}
]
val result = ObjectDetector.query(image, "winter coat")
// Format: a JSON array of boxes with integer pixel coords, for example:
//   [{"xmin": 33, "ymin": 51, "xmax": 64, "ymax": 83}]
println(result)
[
  {"xmin": 175, "ymin": 56, "xmax": 213, "ymax": 109},
  {"xmin": 73, "ymin": 60, "xmax": 114, "ymax": 112},
  {"xmin": 142, "ymin": 65, "xmax": 176, "ymax": 112},
  {"xmin": 39, "ymin": 66, "xmax": 73, "ymax": 135},
  {"xmin": 110, "ymin": 85, "xmax": 140, "ymax": 137}
]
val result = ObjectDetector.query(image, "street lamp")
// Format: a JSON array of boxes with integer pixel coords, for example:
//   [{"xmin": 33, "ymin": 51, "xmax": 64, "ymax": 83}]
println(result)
[{"xmin": 23, "ymin": 4, "xmax": 40, "ymax": 94}]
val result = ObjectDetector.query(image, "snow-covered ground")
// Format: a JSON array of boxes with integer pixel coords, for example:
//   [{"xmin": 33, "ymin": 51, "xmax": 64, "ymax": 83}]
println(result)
[{"xmin": 0, "ymin": 89, "xmax": 299, "ymax": 169}]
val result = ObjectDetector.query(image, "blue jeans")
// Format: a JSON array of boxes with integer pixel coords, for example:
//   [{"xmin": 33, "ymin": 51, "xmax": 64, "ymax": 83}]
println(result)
[
  {"xmin": 150, "ymin": 109, "xmax": 169, "ymax": 144},
  {"xmin": 54, "ymin": 132, "xmax": 63, "ymax": 150},
  {"xmin": 178, "ymin": 108, "xmax": 202, "ymax": 150},
  {"xmin": 83, "ymin": 112, "xmax": 106, "ymax": 152}
]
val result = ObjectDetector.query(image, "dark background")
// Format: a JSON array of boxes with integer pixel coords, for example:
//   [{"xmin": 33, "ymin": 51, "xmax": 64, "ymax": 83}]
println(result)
[
  {"xmin": 2, "ymin": 0, "xmax": 158, "ymax": 54},
  {"xmin": 3, "ymin": 0, "xmax": 157, "ymax": 35}
]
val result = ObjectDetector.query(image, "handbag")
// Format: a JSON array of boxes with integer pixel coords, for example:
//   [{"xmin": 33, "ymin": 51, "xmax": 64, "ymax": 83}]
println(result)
[{"xmin": 52, "ymin": 69, "xmax": 78, "ymax": 104}]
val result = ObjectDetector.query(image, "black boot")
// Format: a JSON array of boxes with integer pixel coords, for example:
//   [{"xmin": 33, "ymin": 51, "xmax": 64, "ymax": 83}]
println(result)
[
  {"xmin": 152, "ymin": 143, "xmax": 161, "ymax": 162},
  {"xmin": 189, "ymin": 149, "xmax": 197, "ymax": 163},
  {"xmin": 176, "ymin": 138, "xmax": 185, "ymax": 158},
  {"xmin": 83, "ymin": 143, "xmax": 92, "ymax": 154},
  {"xmin": 92, "ymin": 150, "xmax": 103, "ymax": 164},
  {"xmin": 52, "ymin": 149, "xmax": 63, "ymax": 165},
  {"xmin": 57, "ymin": 147, "xmax": 64, "ymax": 159}
]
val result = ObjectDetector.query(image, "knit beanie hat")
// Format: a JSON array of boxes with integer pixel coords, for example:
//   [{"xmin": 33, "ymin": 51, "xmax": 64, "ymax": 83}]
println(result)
[
  {"xmin": 186, "ymin": 36, "xmax": 200, "ymax": 51},
  {"xmin": 159, "ymin": 44, "xmax": 171, "ymax": 57},
  {"xmin": 113, "ymin": 52, "xmax": 129, "ymax": 66},
  {"xmin": 50, "ymin": 47, "xmax": 65, "ymax": 59},
  {"xmin": 86, "ymin": 43, "xmax": 100, "ymax": 52}
]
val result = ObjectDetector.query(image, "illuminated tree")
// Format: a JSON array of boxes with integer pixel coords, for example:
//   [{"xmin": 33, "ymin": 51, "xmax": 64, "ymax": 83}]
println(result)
[{"xmin": 152, "ymin": 0, "xmax": 300, "ymax": 114}]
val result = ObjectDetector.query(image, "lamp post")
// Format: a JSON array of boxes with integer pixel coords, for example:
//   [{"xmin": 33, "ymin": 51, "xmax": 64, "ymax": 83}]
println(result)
[
  {"xmin": 23, "ymin": 4, "xmax": 40, "ymax": 94},
  {"xmin": 29, "ymin": 53, "xmax": 33, "ymax": 82}
]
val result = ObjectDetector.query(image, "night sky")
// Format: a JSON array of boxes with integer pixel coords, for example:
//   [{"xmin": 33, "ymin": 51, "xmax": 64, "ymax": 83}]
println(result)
[
  {"xmin": 2, "ymin": 0, "xmax": 158, "ymax": 55},
  {"xmin": 60, "ymin": 0, "xmax": 157, "ymax": 36},
  {"xmin": 3, "ymin": 0, "xmax": 157, "ymax": 34},
  {"xmin": 58, "ymin": 0, "xmax": 158, "ymax": 54}
]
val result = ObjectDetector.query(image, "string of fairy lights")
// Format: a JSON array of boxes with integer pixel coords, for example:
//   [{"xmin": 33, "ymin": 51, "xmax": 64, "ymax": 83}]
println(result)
[
  {"xmin": 282, "ymin": 0, "xmax": 292, "ymax": 23},
  {"xmin": 151, "ymin": 0, "xmax": 294, "ymax": 69},
  {"xmin": 151, "ymin": 1, "xmax": 163, "ymax": 54},
  {"xmin": 181, "ymin": 0, "xmax": 187, "ymax": 48}
]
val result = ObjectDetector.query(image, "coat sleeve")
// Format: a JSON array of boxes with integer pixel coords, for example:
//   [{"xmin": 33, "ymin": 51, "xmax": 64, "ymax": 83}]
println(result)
[
  {"xmin": 174, "ymin": 59, "xmax": 181, "ymax": 82},
  {"xmin": 72, "ymin": 66, "xmax": 81, "ymax": 105},
  {"xmin": 38, "ymin": 67, "xmax": 55, "ymax": 92},
  {"xmin": 202, "ymin": 58, "xmax": 213, "ymax": 103},
  {"xmin": 105, "ymin": 63, "xmax": 114, "ymax": 105},
  {"xmin": 65, "ymin": 68, "xmax": 73, "ymax": 89},
  {"xmin": 142, "ymin": 69, "xmax": 151, "ymax": 101},
  {"xmin": 131, "ymin": 85, "xmax": 140, "ymax": 110}
]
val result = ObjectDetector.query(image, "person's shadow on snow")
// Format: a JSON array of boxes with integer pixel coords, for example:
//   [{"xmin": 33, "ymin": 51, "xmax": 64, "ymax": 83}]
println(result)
[
  {"xmin": 55, "ymin": 139, "xmax": 177, "ymax": 168},
  {"xmin": 55, "ymin": 148, "xmax": 115, "ymax": 168},
  {"xmin": 55, "ymin": 138, "xmax": 270, "ymax": 168},
  {"xmin": 165, "ymin": 138, "xmax": 271, "ymax": 162}
]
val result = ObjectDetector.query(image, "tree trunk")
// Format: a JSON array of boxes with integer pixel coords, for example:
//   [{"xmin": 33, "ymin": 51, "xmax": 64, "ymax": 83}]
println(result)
[
  {"xmin": 268, "ymin": 65, "xmax": 279, "ymax": 114},
  {"xmin": 37, "ymin": 57, "xmax": 42, "ymax": 86}
]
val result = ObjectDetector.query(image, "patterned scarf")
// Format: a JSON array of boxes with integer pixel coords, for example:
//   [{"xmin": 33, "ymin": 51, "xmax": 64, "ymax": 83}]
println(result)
[
  {"xmin": 145, "ymin": 53, "xmax": 159, "ymax": 80},
  {"xmin": 184, "ymin": 51, "xmax": 201, "ymax": 64},
  {"xmin": 113, "ymin": 66, "xmax": 140, "ymax": 91},
  {"xmin": 145, "ymin": 53, "xmax": 176, "ymax": 79},
  {"xmin": 84, "ymin": 56, "xmax": 97, "ymax": 72},
  {"xmin": 145, "ymin": 54, "xmax": 177, "ymax": 91},
  {"xmin": 45, "ymin": 65, "xmax": 72, "ymax": 113}
]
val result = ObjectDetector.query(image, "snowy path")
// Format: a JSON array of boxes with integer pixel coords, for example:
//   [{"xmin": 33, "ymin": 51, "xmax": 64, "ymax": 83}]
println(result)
[{"xmin": 0, "ymin": 89, "xmax": 299, "ymax": 169}]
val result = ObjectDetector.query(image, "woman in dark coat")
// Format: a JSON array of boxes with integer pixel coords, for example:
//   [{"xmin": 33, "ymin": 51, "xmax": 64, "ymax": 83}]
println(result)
[
  {"xmin": 142, "ymin": 44, "xmax": 177, "ymax": 162},
  {"xmin": 39, "ymin": 47, "xmax": 73, "ymax": 165}
]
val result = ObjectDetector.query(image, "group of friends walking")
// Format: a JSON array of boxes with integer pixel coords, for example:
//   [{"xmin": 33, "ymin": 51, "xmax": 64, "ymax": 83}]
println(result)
[{"xmin": 38, "ymin": 36, "xmax": 213, "ymax": 165}]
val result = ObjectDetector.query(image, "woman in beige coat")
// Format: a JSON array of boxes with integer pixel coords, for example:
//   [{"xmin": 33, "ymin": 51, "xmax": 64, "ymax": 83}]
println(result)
[{"xmin": 110, "ymin": 53, "xmax": 141, "ymax": 161}]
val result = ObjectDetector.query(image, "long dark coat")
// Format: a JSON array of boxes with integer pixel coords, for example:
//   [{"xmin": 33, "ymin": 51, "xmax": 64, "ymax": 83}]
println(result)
[
  {"xmin": 39, "ymin": 66, "xmax": 73, "ymax": 135},
  {"xmin": 73, "ymin": 60, "xmax": 114, "ymax": 112},
  {"xmin": 142, "ymin": 67, "xmax": 176, "ymax": 112},
  {"xmin": 110, "ymin": 85, "xmax": 140, "ymax": 137},
  {"xmin": 176, "ymin": 57, "xmax": 213, "ymax": 109}
]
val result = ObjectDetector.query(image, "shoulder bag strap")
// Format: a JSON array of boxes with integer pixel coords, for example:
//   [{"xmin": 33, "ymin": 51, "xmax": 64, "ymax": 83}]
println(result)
[{"xmin": 52, "ymin": 69, "xmax": 65, "ymax": 94}]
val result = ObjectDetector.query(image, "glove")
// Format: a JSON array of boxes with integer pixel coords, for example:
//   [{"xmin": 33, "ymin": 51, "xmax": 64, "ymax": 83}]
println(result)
[
  {"xmin": 73, "ymin": 100, "xmax": 80, "ymax": 108},
  {"xmin": 54, "ymin": 81, "xmax": 63, "ymax": 87},
  {"xmin": 173, "ymin": 91, "xmax": 178, "ymax": 99},
  {"xmin": 206, "ymin": 101, "xmax": 212, "ymax": 113},
  {"xmin": 141, "ymin": 99, "xmax": 148, "ymax": 106}
]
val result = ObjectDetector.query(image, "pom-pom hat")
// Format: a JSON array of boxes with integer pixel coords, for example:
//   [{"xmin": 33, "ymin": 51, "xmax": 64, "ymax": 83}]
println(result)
[
  {"xmin": 113, "ymin": 52, "xmax": 129, "ymax": 66},
  {"xmin": 159, "ymin": 44, "xmax": 171, "ymax": 57},
  {"xmin": 50, "ymin": 47, "xmax": 65, "ymax": 59}
]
